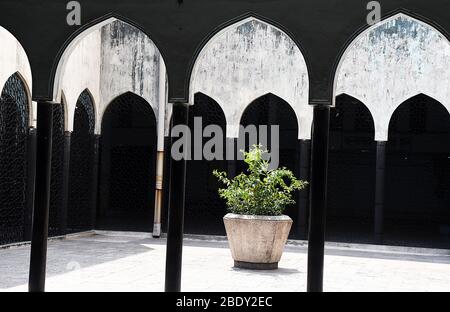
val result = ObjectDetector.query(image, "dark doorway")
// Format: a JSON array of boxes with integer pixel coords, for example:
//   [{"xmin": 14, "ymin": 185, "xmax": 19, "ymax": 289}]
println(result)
[
  {"xmin": 97, "ymin": 92, "xmax": 157, "ymax": 231},
  {"xmin": 48, "ymin": 103, "xmax": 65, "ymax": 236},
  {"xmin": 184, "ymin": 93, "xmax": 228, "ymax": 235},
  {"xmin": 0, "ymin": 73, "xmax": 30, "ymax": 245},
  {"xmin": 239, "ymin": 93, "xmax": 300, "ymax": 237},
  {"xmin": 386, "ymin": 94, "xmax": 450, "ymax": 248},
  {"xmin": 67, "ymin": 90, "xmax": 96, "ymax": 233},
  {"xmin": 327, "ymin": 94, "xmax": 376, "ymax": 243}
]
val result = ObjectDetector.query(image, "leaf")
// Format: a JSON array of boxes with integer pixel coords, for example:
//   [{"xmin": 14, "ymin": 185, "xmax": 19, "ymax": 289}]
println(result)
[{"xmin": 212, "ymin": 145, "xmax": 308, "ymax": 216}]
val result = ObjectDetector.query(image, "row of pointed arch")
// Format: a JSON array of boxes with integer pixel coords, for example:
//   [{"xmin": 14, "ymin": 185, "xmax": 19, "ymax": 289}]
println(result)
[{"xmin": 2, "ymin": 12, "xmax": 450, "ymax": 141}]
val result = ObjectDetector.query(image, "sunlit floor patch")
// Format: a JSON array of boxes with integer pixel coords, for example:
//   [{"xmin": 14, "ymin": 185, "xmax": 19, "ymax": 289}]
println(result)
[{"xmin": 1, "ymin": 231, "xmax": 450, "ymax": 292}]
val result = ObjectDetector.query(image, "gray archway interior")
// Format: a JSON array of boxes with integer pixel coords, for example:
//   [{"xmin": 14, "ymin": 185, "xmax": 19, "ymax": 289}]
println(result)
[
  {"xmin": 238, "ymin": 93, "xmax": 300, "ymax": 237},
  {"xmin": 97, "ymin": 92, "xmax": 157, "ymax": 231},
  {"xmin": 327, "ymin": 94, "xmax": 376, "ymax": 243},
  {"xmin": 385, "ymin": 94, "xmax": 450, "ymax": 246},
  {"xmin": 183, "ymin": 93, "xmax": 228, "ymax": 235},
  {"xmin": 67, "ymin": 90, "xmax": 96, "ymax": 232}
]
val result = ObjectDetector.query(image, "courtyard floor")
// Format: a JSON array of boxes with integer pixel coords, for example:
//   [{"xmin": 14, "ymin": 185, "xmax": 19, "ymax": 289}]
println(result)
[{"xmin": 1, "ymin": 231, "xmax": 450, "ymax": 292}]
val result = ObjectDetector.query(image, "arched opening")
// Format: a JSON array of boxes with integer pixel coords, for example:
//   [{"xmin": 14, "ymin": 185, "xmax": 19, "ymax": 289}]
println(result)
[
  {"xmin": 48, "ymin": 103, "xmax": 66, "ymax": 236},
  {"xmin": 97, "ymin": 92, "xmax": 157, "ymax": 231},
  {"xmin": 67, "ymin": 90, "xmax": 96, "ymax": 233},
  {"xmin": 0, "ymin": 73, "xmax": 30, "ymax": 245},
  {"xmin": 386, "ymin": 94, "xmax": 450, "ymax": 247},
  {"xmin": 184, "ymin": 93, "xmax": 227, "ymax": 235},
  {"xmin": 238, "ymin": 93, "xmax": 300, "ymax": 237},
  {"xmin": 327, "ymin": 94, "xmax": 376, "ymax": 243}
]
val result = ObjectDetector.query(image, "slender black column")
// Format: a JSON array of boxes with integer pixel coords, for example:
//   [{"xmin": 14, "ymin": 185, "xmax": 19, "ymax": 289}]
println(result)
[
  {"xmin": 97, "ymin": 134, "xmax": 110, "ymax": 220},
  {"xmin": 165, "ymin": 102, "xmax": 189, "ymax": 292},
  {"xmin": 59, "ymin": 131, "xmax": 71, "ymax": 234},
  {"xmin": 307, "ymin": 105, "xmax": 330, "ymax": 293},
  {"xmin": 297, "ymin": 139, "xmax": 311, "ymax": 239},
  {"xmin": 161, "ymin": 136, "xmax": 171, "ymax": 233},
  {"xmin": 29, "ymin": 101, "xmax": 54, "ymax": 292},
  {"xmin": 374, "ymin": 141, "xmax": 386, "ymax": 241},
  {"xmin": 91, "ymin": 134, "xmax": 100, "ymax": 229},
  {"xmin": 24, "ymin": 128, "xmax": 37, "ymax": 241},
  {"xmin": 226, "ymin": 138, "xmax": 236, "ymax": 178}
]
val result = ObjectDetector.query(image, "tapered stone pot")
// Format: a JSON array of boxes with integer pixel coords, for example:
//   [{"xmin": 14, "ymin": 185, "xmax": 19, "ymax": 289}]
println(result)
[{"xmin": 223, "ymin": 213, "xmax": 293, "ymax": 270}]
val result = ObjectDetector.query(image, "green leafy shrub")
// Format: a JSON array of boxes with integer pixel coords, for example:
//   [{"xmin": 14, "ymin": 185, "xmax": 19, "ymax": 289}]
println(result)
[{"xmin": 213, "ymin": 145, "xmax": 308, "ymax": 216}]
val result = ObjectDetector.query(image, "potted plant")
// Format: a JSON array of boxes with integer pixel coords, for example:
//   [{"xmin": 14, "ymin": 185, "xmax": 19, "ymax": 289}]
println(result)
[{"xmin": 213, "ymin": 145, "xmax": 308, "ymax": 270}]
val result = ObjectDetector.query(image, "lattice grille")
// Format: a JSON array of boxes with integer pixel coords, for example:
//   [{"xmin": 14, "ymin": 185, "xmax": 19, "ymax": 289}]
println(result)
[
  {"xmin": 240, "ymin": 93, "xmax": 298, "ymax": 164},
  {"xmin": 67, "ymin": 90, "xmax": 95, "ymax": 232},
  {"xmin": 99, "ymin": 92, "xmax": 156, "ymax": 228},
  {"xmin": 329, "ymin": 95, "xmax": 375, "ymax": 151},
  {"xmin": 184, "ymin": 93, "xmax": 228, "ymax": 235},
  {"xmin": 0, "ymin": 74, "xmax": 29, "ymax": 245},
  {"xmin": 48, "ymin": 103, "xmax": 65, "ymax": 236},
  {"xmin": 327, "ymin": 95, "xmax": 376, "ymax": 226},
  {"xmin": 386, "ymin": 95, "xmax": 450, "ymax": 227},
  {"xmin": 109, "ymin": 146, "xmax": 154, "ymax": 216}
]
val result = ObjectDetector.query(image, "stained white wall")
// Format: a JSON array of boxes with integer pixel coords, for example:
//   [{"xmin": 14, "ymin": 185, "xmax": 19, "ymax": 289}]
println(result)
[
  {"xmin": 335, "ymin": 13, "xmax": 450, "ymax": 141},
  {"xmin": 54, "ymin": 19, "xmax": 167, "ymax": 134},
  {"xmin": 0, "ymin": 25, "xmax": 35, "ymax": 127},
  {"xmin": 190, "ymin": 17, "xmax": 312, "ymax": 139},
  {"xmin": 57, "ymin": 30, "xmax": 101, "ymax": 132}
]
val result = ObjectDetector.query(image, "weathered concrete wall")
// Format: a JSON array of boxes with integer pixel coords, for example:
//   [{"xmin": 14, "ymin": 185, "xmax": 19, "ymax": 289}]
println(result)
[
  {"xmin": 99, "ymin": 20, "xmax": 165, "ymax": 133},
  {"xmin": 190, "ymin": 17, "xmax": 312, "ymax": 140},
  {"xmin": 336, "ymin": 13, "xmax": 450, "ymax": 141},
  {"xmin": 55, "ymin": 19, "xmax": 166, "ymax": 134},
  {"xmin": 57, "ymin": 29, "xmax": 101, "ymax": 132},
  {"xmin": 0, "ymin": 25, "xmax": 34, "ymax": 127}
]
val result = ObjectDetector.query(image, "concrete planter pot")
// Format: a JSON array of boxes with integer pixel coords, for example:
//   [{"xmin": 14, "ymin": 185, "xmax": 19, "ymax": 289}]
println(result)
[{"xmin": 223, "ymin": 213, "xmax": 293, "ymax": 270}]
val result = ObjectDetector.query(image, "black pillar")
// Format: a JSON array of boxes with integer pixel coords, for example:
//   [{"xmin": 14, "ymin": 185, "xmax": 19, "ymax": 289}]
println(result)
[
  {"xmin": 24, "ymin": 128, "xmax": 37, "ymax": 241},
  {"xmin": 297, "ymin": 139, "xmax": 311, "ymax": 239},
  {"xmin": 374, "ymin": 141, "xmax": 386, "ymax": 241},
  {"xmin": 161, "ymin": 136, "xmax": 171, "ymax": 233},
  {"xmin": 165, "ymin": 102, "xmax": 189, "ymax": 292},
  {"xmin": 307, "ymin": 105, "xmax": 330, "ymax": 293},
  {"xmin": 226, "ymin": 138, "xmax": 236, "ymax": 178},
  {"xmin": 29, "ymin": 101, "xmax": 54, "ymax": 292},
  {"xmin": 59, "ymin": 131, "xmax": 71, "ymax": 234},
  {"xmin": 90, "ymin": 134, "xmax": 100, "ymax": 229}
]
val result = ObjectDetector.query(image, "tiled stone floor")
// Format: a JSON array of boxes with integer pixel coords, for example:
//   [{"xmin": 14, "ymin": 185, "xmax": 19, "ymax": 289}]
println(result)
[{"xmin": 1, "ymin": 231, "xmax": 450, "ymax": 292}]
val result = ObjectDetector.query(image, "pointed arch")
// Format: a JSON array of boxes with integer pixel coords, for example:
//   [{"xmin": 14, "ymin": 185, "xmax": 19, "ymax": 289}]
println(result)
[
  {"xmin": 238, "ymin": 93, "xmax": 300, "ymax": 234},
  {"xmin": 0, "ymin": 73, "xmax": 31, "ymax": 244},
  {"xmin": 334, "ymin": 93, "xmax": 376, "ymax": 140},
  {"xmin": 184, "ymin": 93, "xmax": 228, "ymax": 235},
  {"xmin": 327, "ymin": 94, "xmax": 377, "ymax": 235},
  {"xmin": 189, "ymin": 16, "xmax": 311, "ymax": 139},
  {"xmin": 67, "ymin": 89, "xmax": 97, "ymax": 232},
  {"xmin": 1, "ymin": 72, "xmax": 33, "ymax": 128},
  {"xmin": 388, "ymin": 93, "xmax": 450, "ymax": 140},
  {"xmin": 334, "ymin": 12, "xmax": 450, "ymax": 141},
  {"xmin": 54, "ymin": 15, "xmax": 167, "ymax": 134},
  {"xmin": 99, "ymin": 91, "xmax": 157, "ymax": 133},
  {"xmin": 239, "ymin": 92, "xmax": 299, "ymax": 129},
  {"xmin": 97, "ymin": 91, "xmax": 157, "ymax": 229},
  {"xmin": 0, "ymin": 25, "xmax": 32, "ymax": 102},
  {"xmin": 76, "ymin": 88, "xmax": 96, "ymax": 134},
  {"xmin": 385, "ymin": 94, "xmax": 450, "ymax": 236}
]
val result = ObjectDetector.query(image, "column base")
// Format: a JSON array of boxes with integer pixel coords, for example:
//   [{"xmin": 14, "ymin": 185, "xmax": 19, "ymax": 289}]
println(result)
[{"xmin": 152, "ymin": 223, "xmax": 161, "ymax": 238}]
